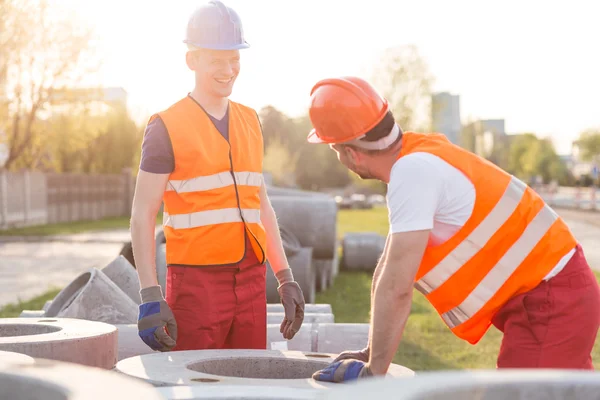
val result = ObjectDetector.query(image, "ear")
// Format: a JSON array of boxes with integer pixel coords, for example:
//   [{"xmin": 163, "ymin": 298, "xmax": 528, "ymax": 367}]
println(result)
[
  {"xmin": 185, "ymin": 51, "xmax": 197, "ymax": 71},
  {"xmin": 344, "ymin": 146, "xmax": 362, "ymax": 164}
]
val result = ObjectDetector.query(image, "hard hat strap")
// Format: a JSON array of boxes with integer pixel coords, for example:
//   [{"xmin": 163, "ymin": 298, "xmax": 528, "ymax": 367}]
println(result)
[{"xmin": 345, "ymin": 124, "xmax": 401, "ymax": 151}]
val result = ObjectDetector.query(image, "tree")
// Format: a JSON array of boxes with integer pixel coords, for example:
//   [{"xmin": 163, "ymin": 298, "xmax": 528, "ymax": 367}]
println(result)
[
  {"xmin": 368, "ymin": 44, "xmax": 435, "ymax": 132},
  {"xmin": 574, "ymin": 129, "xmax": 600, "ymax": 162},
  {"xmin": 507, "ymin": 133, "xmax": 570, "ymax": 184},
  {"xmin": 1, "ymin": 0, "xmax": 100, "ymax": 170}
]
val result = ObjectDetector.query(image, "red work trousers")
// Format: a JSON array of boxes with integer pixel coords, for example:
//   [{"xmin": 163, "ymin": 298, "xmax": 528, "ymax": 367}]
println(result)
[
  {"xmin": 165, "ymin": 235, "xmax": 267, "ymax": 351},
  {"xmin": 492, "ymin": 244, "xmax": 600, "ymax": 369}
]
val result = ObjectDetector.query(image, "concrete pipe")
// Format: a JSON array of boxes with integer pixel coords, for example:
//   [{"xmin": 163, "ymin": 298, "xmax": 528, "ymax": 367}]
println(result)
[
  {"xmin": 101, "ymin": 255, "xmax": 142, "ymax": 304},
  {"xmin": 157, "ymin": 385, "xmax": 320, "ymax": 400},
  {"xmin": 115, "ymin": 349, "xmax": 413, "ymax": 389},
  {"xmin": 156, "ymin": 242, "xmax": 167, "ymax": 293},
  {"xmin": 0, "ymin": 318, "xmax": 118, "ymax": 369},
  {"xmin": 312, "ymin": 259, "xmax": 332, "ymax": 292},
  {"xmin": 43, "ymin": 299, "xmax": 52, "ymax": 312},
  {"xmin": 0, "ymin": 350, "xmax": 35, "ymax": 364},
  {"xmin": 0, "ymin": 358, "xmax": 164, "ymax": 400},
  {"xmin": 266, "ymin": 323, "xmax": 369, "ymax": 354},
  {"xmin": 324, "ymin": 370, "xmax": 600, "ymax": 400},
  {"xmin": 269, "ymin": 196, "xmax": 338, "ymax": 260},
  {"xmin": 266, "ymin": 247, "xmax": 315, "ymax": 304},
  {"xmin": 44, "ymin": 268, "xmax": 138, "ymax": 324},
  {"xmin": 267, "ymin": 304, "xmax": 332, "ymax": 314},
  {"xmin": 267, "ymin": 313, "xmax": 334, "ymax": 324},
  {"xmin": 18, "ymin": 310, "xmax": 45, "ymax": 318},
  {"xmin": 341, "ymin": 232, "xmax": 386, "ymax": 271},
  {"xmin": 114, "ymin": 324, "xmax": 157, "ymax": 361}
]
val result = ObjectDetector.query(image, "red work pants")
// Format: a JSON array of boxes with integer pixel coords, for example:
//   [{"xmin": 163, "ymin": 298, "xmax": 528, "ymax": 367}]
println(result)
[
  {"xmin": 492, "ymin": 244, "xmax": 600, "ymax": 369},
  {"xmin": 165, "ymin": 235, "xmax": 267, "ymax": 351}
]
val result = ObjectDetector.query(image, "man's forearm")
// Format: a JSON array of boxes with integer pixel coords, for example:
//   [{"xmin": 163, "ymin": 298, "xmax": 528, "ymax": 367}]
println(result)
[
  {"xmin": 260, "ymin": 199, "xmax": 289, "ymax": 275},
  {"xmin": 368, "ymin": 279, "xmax": 413, "ymax": 375},
  {"xmin": 366, "ymin": 235, "xmax": 390, "ymax": 349},
  {"xmin": 130, "ymin": 212, "xmax": 159, "ymax": 289}
]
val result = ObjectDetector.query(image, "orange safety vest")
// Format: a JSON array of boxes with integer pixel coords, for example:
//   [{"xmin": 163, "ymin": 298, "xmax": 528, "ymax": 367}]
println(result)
[
  {"xmin": 149, "ymin": 96, "xmax": 267, "ymax": 267},
  {"xmin": 399, "ymin": 132, "xmax": 577, "ymax": 344}
]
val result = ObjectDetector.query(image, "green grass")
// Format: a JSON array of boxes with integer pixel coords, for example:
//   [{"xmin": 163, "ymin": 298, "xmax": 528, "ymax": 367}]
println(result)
[
  {"xmin": 317, "ymin": 206, "xmax": 600, "ymax": 371},
  {"xmin": 0, "ymin": 215, "xmax": 161, "ymax": 237},
  {"xmin": 0, "ymin": 288, "xmax": 62, "ymax": 318}
]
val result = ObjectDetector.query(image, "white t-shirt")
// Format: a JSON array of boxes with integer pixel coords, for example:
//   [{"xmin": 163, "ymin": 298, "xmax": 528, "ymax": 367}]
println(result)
[{"xmin": 386, "ymin": 152, "xmax": 574, "ymax": 281}]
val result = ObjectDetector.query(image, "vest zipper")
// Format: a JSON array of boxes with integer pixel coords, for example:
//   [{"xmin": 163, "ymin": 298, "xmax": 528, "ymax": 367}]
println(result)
[{"xmin": 227, "ymin": 146, "xmax": 266, "ymax": 265}]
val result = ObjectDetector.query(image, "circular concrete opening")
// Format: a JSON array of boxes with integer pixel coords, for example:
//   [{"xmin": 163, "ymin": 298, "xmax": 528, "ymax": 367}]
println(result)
[
  {"xmin": 44, "ymin": 272, "xmax": 90, "ymax": 317},
  {"xmin": 188, "ymin": 357, "xmax": 329, "ymax": 380},
  {"xmin": 0, "ymin": 375, "xmax": 68, "ymax": 400},
  {"xmin": 0, "ymin": 324, "xmax": 62, "ymax": 337}
]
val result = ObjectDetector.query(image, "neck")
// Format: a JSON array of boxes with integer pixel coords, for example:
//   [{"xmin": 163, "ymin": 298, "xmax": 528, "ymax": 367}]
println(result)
[
  {"xmin": 379, "ymin": 139, "xmax": 403, "ymax": 184},
  {"xmin": 189, "ymin": 87, "xmax": 228, "ymax": 117}
]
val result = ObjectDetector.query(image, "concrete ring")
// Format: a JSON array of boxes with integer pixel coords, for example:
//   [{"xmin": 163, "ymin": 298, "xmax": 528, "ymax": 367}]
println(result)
[
  {"xmin": 0, "ymin": 357, "xmax": 164, "ymax": 400},
  {"xmin": 115, "ymin": 349, "xmax": 414, "ymax": 389},
  {"xmin": 0, "ymin": 317, "xmax": 118, "ymax": 369}
]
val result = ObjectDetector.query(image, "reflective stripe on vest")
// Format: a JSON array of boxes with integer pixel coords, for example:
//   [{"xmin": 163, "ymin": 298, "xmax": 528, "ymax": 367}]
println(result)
[
  {"xmin": 414, "ymin": 174, "xmax": 559, "ymax": 328},
  {"xmin": 164, "ymin": 208, "xmax": 260, "ymax": 229},
  {"xmin": 165, "ymin": 171, "xmax": 263, "ymax": 193}
]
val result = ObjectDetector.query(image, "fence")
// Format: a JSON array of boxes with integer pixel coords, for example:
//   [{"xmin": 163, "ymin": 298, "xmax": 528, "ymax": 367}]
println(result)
[{"xmin": 0, "ymin": 168, "xmax": 135, "ymax": 229}]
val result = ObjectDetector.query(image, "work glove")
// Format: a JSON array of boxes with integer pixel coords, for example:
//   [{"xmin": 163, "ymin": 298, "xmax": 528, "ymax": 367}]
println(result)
[
  {"xmin": 137, "ymin": 285, "xmax": 178, "ymax": 352},
  {"xmin": 276, "ymin": 268, "xmax": 305, "ymax": 340},
  {"xmin": 333, "ymin": 346, "xmax": 370, "ymax": 363},
  {"xmin": 312, "ymin": 359, "xmax": 373, "ymax": 383}
]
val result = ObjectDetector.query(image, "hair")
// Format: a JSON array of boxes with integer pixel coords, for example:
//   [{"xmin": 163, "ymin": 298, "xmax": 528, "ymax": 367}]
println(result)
[{"xmin": 342, "ymin": 110, "xmax": 403, "ymax": 155}]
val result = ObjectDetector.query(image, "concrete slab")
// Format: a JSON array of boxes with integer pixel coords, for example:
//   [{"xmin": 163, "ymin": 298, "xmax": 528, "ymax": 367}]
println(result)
[
  {"xmin": 267, "ymin": 323, "xmax": 369, "ymax": 354},
  {"xmin": 0, "ymin": 357, "xmax": 164, "ymax": 400},
  {"xmin": 323, "ymin": 369, "xmax": 600, "ymax": 400},
  {"xmin": 267, "ymin": 304, "xmax": 332, "ymax": 314},
  {"xmin": 0, "ymin": 317, "xmax": 118, "ymax": 369},
  {"xmin": 157, "ymin": 385, "xmax": 322, "ymax": 399},
  {"xmin": 115, "ymin": 324, "xmax": 158, "ymax": 361},
  {"xmin": 115, "ymin": 349, "xmax": 414, "ymax": 389},
  {"xmin": 267, "ymin": 313, "xmax": 334, "ymax": 324}
]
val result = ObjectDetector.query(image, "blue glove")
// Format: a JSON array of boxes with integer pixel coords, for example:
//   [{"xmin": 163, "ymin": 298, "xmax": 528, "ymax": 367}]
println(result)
[
  {"xmin": 138, "ymin": 285, "xmax": 178, "ymax": 351},
  {"xmin": 311, "ymin": 359, "xmax": 372, "ymax": 383}
]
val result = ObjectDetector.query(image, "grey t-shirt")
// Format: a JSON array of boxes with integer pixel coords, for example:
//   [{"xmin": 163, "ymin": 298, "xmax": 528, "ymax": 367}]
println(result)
[{"xmin": 139, "ymin": 97, "xmax": 229, "ymax": 174}]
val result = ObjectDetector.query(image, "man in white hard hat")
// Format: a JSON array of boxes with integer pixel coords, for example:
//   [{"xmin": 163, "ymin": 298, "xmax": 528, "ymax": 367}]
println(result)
[{"xmin": 131, "ymin": 0, "xmax": 305, "ymax": 352}]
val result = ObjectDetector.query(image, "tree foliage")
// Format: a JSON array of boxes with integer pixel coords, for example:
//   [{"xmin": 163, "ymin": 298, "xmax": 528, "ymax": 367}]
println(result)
[{"xmin": 0, "ymin": 0, "xmax": 100, "ymax": 170}]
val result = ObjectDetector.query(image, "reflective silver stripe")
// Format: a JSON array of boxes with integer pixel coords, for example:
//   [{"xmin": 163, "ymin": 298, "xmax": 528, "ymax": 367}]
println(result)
[
  {"xmin": 163, "ymin": 208, "xmax": 260, "ymax": 229},
  {"xmin": 440, "ymin": 204, "xmax": 558, "ymax": 328},
  {"xmin": 166, "ymin": 171, "xmax": 263, "ymax": 193},
  {"xmin": 416, "ymin": 176, "xmax": 528, "ymax": 295}
]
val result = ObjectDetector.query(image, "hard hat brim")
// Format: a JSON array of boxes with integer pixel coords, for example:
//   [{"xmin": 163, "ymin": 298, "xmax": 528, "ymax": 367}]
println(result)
[
  {"xmin": 184, "ymin": 40, "xmax": 250, "ymax": 51},
  {"xmin": 307, "ymin": 129, "xmax": 329, "ymax": 144}
]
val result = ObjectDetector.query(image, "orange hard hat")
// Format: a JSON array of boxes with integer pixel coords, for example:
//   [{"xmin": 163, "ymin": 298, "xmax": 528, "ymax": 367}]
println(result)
[{"xmin": 307, "ymin": 76, "xmax": 389, "ymax": 144}]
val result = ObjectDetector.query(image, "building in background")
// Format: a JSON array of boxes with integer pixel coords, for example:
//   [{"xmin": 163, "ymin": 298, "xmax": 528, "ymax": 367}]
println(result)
[{"xmin": 431, "ymin": 92, "xmax": 461, "ymax": 145}]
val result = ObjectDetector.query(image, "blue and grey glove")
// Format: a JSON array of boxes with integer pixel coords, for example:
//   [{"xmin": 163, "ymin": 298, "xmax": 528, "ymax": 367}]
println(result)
[
  {"xmin": 312, "ymin": 359, "xmax": 373, "ymax": 383},
  {"xmin": 138, "ymin": 285, "xmax": 178, "ymax": 352}
]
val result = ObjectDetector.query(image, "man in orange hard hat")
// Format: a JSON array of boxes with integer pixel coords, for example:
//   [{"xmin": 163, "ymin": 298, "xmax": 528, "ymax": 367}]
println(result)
[
  {"xmin": 307, "ymin": 76, "xmax": 600, "ymax": 383},
  {"xmin": 130, "ymin": 0, "xmax": 305, "ymax": 353}
]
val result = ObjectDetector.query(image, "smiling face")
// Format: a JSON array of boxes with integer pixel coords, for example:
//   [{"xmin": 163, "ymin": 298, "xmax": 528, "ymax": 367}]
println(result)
[{"xmin": 186, "ymin": 48, "xmax": 241, "ymax": 99}]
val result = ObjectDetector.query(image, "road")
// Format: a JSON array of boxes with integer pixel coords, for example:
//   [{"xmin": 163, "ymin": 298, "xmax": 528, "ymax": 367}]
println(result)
[
  {"xmin": 0, "ymin": 209, "xmax": 600, "ymax": 308},
  {"xmin": 0, "ymin": 230, "xmax": 129, "ymax": 307}
]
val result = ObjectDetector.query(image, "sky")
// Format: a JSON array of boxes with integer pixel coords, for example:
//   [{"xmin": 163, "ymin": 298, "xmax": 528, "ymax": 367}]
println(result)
[{"xmin": 56, "ymin": 0, "xmax": 600, "ymax": 155}]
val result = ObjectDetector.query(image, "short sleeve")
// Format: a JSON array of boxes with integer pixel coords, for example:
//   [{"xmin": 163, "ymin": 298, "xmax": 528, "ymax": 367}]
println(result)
[
  {"xmin": 387, "ymin": 154, "xmax": 444, "ymax": 234},
  {"xmin": 139, "ymin": 116, "xmax": 175, "ymax": 174}
]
